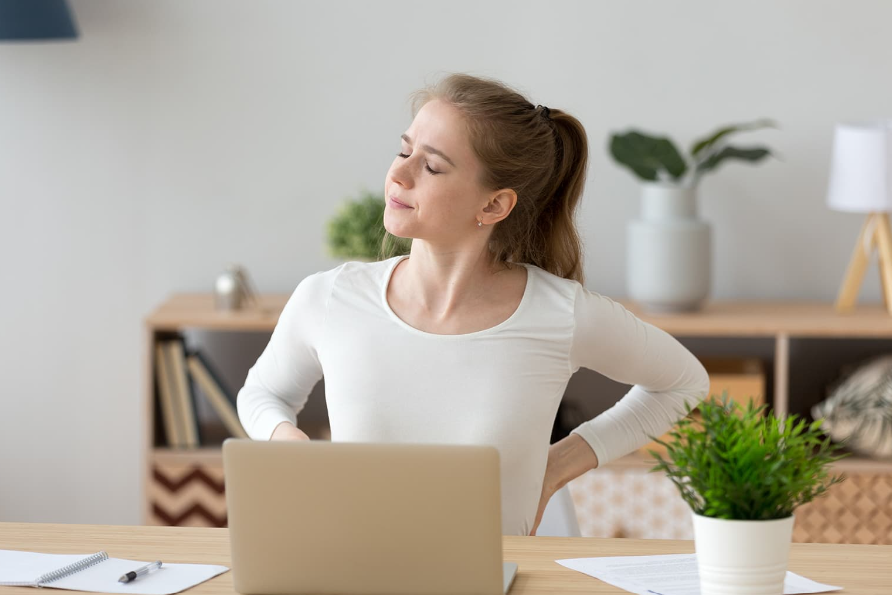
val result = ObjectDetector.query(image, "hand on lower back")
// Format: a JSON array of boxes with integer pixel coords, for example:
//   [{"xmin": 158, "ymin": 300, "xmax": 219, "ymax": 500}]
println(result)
[{"xmin": 530, "ymin": 434, "xmax": 599, "ymax": 535}]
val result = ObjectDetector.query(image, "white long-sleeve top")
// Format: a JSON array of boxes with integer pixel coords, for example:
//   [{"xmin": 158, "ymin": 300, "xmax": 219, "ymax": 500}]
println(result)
[{"xmin": 236, "ymin": 254, "xmax": 710, "ymax": 536}]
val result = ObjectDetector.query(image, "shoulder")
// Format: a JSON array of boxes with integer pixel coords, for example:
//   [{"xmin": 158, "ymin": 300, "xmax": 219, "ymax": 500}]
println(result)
[
  {"xmin": 328, "ymin": 256, "xmax": 401, "ymax": 291},
  {"xmin": 521, "ymin": 263, "xmax": 629, "ymax": 325},
  {"xmin": 522, "ymin": 263, "xmax": 585, "ymax": 307},
  {"xmin": 291, "ymin": 257, "xmax": 400, "ymax": 300},
  {"xmin": 279, "ymin": 258, "xmax": 399, "ymax": 326}
]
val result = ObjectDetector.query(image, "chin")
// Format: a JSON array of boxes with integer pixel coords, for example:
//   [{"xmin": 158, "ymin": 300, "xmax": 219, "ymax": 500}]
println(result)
[
  {"xmin": 386, "ymin": 229, "xmax": 414, "ymax": 241},
  {"xmin": 383, "ymin": 216, "xmax": 414, "ymax": 240}
]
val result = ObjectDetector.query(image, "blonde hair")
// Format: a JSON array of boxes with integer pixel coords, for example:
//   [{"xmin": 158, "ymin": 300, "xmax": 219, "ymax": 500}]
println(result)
[{"xmin": 385, "ymin": 72, "xmax": 589, "ymax": 283}]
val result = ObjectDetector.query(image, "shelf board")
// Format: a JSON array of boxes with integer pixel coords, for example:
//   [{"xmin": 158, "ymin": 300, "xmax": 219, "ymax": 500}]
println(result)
[
  {"xmin": 146, "ymin": 294, "xmax": 892, "ymax": 337},
  {"xmin": 150, "ymin": 445, "xmax": 892, "ymax": 473},
  {"xmin": 152, "ymin": 447, "xmax": 223, "ymax": 466},
  {"xmin": 828, "ymin": 454, "xmax": 892, "ymax": 473},
  {"xmin": 145, "ymin": 293, "xmax": 291, "ymax": 332},
  {"xmin": 607, "ymin": 449, "xmax": 892, "ymax": 473},
  {"xmin": 620, "ymin": 300, "xmax": 892, "ymax": 338}
]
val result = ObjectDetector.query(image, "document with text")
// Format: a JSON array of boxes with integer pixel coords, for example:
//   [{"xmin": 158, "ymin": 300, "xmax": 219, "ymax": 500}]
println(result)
[{"xmin": 556, "ymin": 553, "xmax": 842, "ymax": 595}]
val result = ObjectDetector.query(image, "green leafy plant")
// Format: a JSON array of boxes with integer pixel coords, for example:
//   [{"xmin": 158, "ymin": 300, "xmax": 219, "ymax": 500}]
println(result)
[
  {"xmin": 609, "ymin": 119, "xmax": 777, "ymax": 187},
  {"xmin": 648, "ymin": 393, "xmax": 849, "ymax": 520},
  {"xmin": 326, "ymin": 190, "xmax": 411, "ymax": 260}
]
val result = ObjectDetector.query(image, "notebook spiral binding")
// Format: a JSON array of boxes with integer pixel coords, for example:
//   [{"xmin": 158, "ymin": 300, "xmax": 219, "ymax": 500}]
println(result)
[{"xmin": 37, "ymin": 551, "xmax": 109, "ymax": 586}]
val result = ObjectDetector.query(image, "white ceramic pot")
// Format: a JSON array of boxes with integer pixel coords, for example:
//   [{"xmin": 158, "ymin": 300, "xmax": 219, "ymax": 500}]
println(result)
[
  {"xmin": 627, "ymin": 183, "xmax": 711, "ymax": 313},
  {"xmin": 692, "ymin": 512, "xmax": 795, "ymax": 595}
]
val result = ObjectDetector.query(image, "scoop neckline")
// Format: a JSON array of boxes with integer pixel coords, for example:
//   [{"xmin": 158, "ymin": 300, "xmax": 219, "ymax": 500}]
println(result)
[{"xmin": 380, "ymin": 254, "xmax": 533, "ymax": 339}]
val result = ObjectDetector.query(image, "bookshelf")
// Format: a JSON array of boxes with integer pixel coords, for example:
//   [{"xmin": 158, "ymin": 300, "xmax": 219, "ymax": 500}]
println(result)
[
  {"xmin": 143, "ymin": 295, "xmax": 892, "ymax": 541},
  {"xmin": 143, "ymin": 294, "xmax": 290, "ymax": 527}
]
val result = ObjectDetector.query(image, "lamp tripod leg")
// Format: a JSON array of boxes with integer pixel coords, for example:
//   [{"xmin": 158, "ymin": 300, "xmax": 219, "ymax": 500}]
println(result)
[
  {"xmin": 835, "ymin": 214, "xmax": 875, "ymax": 313},
  {"xmin": 876, "ymin": 231, "xmax": 888, "ymax": 312},
  {"xmin": 873, "ymin": 213, "xmax": 892, "ymax": 315}
]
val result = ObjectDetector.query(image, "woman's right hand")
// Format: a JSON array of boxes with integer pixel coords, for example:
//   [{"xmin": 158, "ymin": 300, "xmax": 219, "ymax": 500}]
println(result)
[{"xmin": 270, "ymin": 421, "xmax": 311, "ymax": 441}]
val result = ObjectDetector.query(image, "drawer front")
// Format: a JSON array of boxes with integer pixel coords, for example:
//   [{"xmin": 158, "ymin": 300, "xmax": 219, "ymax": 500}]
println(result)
[{"xmin": 149, "ymin": 460, "xmax": 227, "ymax": 527}]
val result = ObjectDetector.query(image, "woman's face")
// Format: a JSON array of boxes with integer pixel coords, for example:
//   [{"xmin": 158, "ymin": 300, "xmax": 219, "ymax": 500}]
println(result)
[{"xmin": 383, "ymin": 99, "xmax": 495, "ymax": 245}]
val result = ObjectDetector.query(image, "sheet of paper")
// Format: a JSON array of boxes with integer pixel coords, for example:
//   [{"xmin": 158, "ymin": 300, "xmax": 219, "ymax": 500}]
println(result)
[
  {"xmin": 0, "ymin": 550, "xmax": 229, "ymax": 595},
  {"xmin": 0, "ymin": 550, "xmax": 89, "ymax": 583},
  {"xmin": 556, "ymin": 553, "xmax": 842, "ymax": 595}
]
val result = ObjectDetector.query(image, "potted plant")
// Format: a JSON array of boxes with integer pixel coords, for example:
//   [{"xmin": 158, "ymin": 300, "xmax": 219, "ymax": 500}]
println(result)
[
  {"xmin": 609, "ymin": 120, "xmax": 777, "ymax": 313},
  {"xmin": 326, "ymin": 190, "xmax": 411, "ymax": 261},
  {"xmin": 648, "ymin": 394, "xmax": 848, "ymax": 595}
]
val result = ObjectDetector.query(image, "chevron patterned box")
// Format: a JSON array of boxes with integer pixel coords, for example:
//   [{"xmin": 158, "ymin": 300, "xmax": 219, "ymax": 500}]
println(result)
[{"xmin": 149, "ymin": 454, "xmax": 227, "ymax": 527}]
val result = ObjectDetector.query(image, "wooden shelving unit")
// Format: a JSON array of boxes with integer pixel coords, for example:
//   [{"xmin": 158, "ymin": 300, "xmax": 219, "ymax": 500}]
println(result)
[
  {"xmin": 583, "ymin": 300, "xmax": 892, "ymax": 544},
  {"xmin": 143, "ymin": 295, "xmax": 892, "ymax": 539},
  {"xmin": 143, "ymin": 294, "xmax": 291, "ymax": 526}
]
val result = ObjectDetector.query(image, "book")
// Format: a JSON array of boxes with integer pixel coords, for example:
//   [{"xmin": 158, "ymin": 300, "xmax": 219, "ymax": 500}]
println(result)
[
  {"xmin": 0, "ymin": 549, "xmax": 228, "ymax": 594},
  {"xmin": 166, "ymin": 338, "xmax": 201, "ymax": 448},
  {"xmin": 186, "ymin": 350, "xmax": 249, "ymax": 439},
  {"xmin": 154, "ymin": 342, "xmax": 182, "ymax": 448}
]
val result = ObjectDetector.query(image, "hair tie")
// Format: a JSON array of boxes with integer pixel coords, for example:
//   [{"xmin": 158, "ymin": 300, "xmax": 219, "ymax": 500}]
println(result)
[{"xmin": 536, "ymin": 104, "xmax": 551, "ymax": 119}]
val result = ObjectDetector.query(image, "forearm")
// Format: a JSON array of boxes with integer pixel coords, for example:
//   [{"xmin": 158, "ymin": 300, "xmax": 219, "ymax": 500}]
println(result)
[
  {"xmin": 543, "ymin": 433, "xmax": 599, "ymax": 493},
  {"xmin": 236, "ymin": 377, "xmax": 301, "ymax": 441},
  {"xmin": 270, "ymin": 421, "xmax": 310, "ymax": 441},
  {"xmin": 571, "ymin": 381, "xmax": 707, "ymax": 466}
]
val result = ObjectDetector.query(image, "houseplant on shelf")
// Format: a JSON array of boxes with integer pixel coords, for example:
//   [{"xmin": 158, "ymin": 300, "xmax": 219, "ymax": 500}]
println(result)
[
  {"xmin": 609, "ymin": 120, "xmax": 777, "ymax": 313},
  {"xmin": 648, "ymin": 394, "xmax": 848, "ymax": 595},
  {"xmin": 326, "ymin": 189, "xmax": 411, "ymax": 261}
]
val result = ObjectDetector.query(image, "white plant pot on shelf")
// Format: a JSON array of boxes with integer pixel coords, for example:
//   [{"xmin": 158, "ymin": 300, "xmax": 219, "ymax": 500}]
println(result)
[
  {"xmin": 627, "ymin": 182, "xmax": 711, "ymax": 313},
  {"xmin": 692, "ymin": 512, "xmax": 795, "ymax": 595}
]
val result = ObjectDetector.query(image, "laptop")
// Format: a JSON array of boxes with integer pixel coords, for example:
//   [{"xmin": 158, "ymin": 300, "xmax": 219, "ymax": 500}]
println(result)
[{"xmin": 222, "ymin": 439, "xmax": 518, "ymax": 595}]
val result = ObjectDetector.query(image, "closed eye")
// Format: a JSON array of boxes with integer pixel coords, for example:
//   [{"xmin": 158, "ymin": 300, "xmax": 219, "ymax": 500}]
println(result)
[{"xmin": 397, "ymin": 152, "xmax": 440, "ymax": 175}]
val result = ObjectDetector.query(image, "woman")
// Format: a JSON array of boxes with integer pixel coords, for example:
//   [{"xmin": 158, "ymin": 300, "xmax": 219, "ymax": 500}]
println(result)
[{"xmin": 236, "ymin": 73, "xmax": 710, "ymax": 537}]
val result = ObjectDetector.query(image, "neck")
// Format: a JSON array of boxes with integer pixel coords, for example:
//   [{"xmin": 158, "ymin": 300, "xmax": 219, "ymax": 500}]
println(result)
[{"xmin": 396, "ymin": 242, "xmax": 511, "ymax": 316}]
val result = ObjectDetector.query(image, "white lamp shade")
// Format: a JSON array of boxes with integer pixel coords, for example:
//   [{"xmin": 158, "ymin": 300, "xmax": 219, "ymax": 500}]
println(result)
[{"xmin": 827, "ymin": 120, "xmax": 892, "ymax": 213}]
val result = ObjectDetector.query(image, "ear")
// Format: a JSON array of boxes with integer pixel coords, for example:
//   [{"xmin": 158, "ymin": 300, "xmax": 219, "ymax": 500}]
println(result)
[{"xmin": 480, "ymin": 189, "xmax": 518, "ymax": 225}]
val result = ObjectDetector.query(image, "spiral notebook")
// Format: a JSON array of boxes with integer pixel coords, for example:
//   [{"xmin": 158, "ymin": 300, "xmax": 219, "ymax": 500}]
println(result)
[{"xmin": 0, "ymin": 550, "xmax": 228, "ymax": 595}]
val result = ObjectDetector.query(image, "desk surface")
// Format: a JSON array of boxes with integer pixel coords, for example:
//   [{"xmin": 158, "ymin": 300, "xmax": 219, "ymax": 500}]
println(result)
[{"xmin": 2, "ymin": 523, "xmax": 890, "ymax": 594}]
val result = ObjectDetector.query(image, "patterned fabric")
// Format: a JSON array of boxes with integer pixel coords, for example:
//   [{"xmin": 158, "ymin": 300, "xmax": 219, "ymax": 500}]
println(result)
[
  {"xmin": 568, "ymin": 467, "xmax": 694, "ymax": 539},
  {"xmin": 793, "ymin": 472, "xmax": 892, "ymax": 544},
  {"xmin": 813, "ymin": 354, "xmax": 892, "ymax": 459},
  {"xmin": 567, "ymin": 467, "xmax": 892, "ymax": 544}
]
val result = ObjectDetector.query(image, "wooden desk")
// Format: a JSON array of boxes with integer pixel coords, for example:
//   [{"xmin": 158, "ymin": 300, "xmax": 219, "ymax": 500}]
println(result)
[{"xmin": 2, "ymin": 523, "xmax": 890, "ymax": 594}]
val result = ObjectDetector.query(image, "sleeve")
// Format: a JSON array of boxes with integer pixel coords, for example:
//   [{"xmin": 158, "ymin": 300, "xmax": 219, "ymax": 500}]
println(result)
[
  {"xmin": 567, "ymin": 285, "xmax": 711, "ymax": 467},
  {"xmin": 236, "ymin": 268, "xmax": 337, "ymax": 440}
]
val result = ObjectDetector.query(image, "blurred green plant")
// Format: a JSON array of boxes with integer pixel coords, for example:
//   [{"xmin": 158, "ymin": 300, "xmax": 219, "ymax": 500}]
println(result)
[
  {"xmin": 648, "ymin": 393, "xmax": 849, "ymax": 520},
  {"xmin": 609, "ymin": 119, "xmax": 778, "ymax": 187},
  {"xmin": 326, "ymin": 190, "xmax": 411, "ymax": 260}
]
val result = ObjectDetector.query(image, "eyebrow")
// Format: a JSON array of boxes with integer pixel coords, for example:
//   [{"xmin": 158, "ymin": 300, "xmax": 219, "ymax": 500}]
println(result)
[{"xmin": 401, "ymin": 134, "xmax": 456, "ymax": 167}]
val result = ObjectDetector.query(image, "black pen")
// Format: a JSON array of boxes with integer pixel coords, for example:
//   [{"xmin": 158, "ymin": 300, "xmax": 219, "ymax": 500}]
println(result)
[{"xmin": 118, "ymin": 560, "xmax": 162, "ymax": 583}]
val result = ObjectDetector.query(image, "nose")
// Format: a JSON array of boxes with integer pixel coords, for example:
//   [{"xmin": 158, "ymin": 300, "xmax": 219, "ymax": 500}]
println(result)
[{"xmin": 389, "ymin": 155, "xmax": 414, "ymax": 189}]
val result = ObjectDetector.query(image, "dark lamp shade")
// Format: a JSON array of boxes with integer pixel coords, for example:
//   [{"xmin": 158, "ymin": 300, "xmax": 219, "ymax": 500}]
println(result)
[{"xmin": 0, "ymin": 0, "xmax": 78, "ymax": 41}]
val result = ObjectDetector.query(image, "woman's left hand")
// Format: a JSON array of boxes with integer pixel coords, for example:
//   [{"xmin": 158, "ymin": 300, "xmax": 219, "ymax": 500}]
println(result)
[{"xmin": 529, "ymin": 434, "xmax": 599, "ymax": 536}]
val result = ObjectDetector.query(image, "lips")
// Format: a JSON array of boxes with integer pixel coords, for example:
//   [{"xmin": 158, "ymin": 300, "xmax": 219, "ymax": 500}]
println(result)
[{"xmin": 388, "ymin": 195, "xmax": 413, "ymax": 209}]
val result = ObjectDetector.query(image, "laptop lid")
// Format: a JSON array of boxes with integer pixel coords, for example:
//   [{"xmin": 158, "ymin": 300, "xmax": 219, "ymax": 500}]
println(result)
[{"xmin": 222, "ymin": 439, "xmax": 508, "ymax": 595}]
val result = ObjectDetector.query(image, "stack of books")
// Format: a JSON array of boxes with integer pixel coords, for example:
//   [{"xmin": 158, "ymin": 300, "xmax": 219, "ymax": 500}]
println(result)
[{"xmin": 154, "ymin": 337, "xmax": 249, "ymax": 448}]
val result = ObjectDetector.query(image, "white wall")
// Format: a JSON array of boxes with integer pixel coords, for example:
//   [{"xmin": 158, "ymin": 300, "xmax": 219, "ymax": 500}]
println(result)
[{"xmin": 1, "ymin": 0, "xmax": 890, "ymax": 524}]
